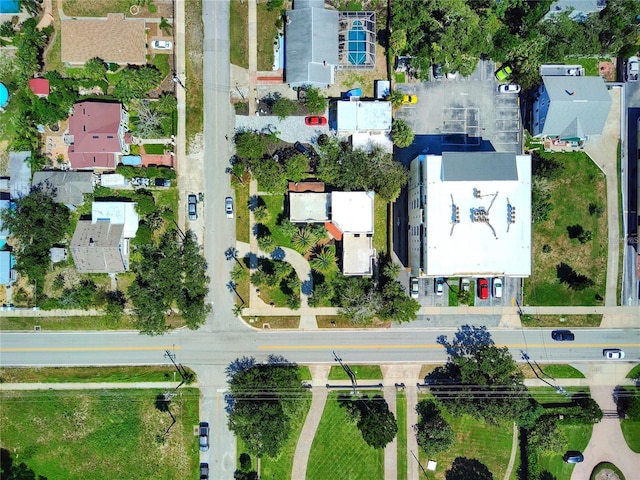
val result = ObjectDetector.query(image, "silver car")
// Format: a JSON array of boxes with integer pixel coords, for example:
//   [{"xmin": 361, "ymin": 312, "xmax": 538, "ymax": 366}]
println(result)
[{"xmin": 225, "ymin": 196, "xmax": 234, "ymax": 219}]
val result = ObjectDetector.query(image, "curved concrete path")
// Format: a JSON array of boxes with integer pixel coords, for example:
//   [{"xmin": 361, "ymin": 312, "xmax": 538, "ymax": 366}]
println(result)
[{"xmin": 570, "ymin": 363, "xmax": 640, "ymax": 479}]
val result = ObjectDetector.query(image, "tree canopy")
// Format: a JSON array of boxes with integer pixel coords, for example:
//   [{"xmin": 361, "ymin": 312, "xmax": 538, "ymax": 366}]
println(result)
[
  {"xmin": 339, "ymin": 394, "xmax": 398, "ymax": 449},
  {"xmin": 415, "ymin": 399, "xmax": 455, "ymax": 455}
]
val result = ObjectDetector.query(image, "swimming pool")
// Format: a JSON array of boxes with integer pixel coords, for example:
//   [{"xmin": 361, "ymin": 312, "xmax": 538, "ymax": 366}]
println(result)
[
  {"xmin": 0, "ymin": 83, "xmax": 9, "ymax": 108},
  {"xmin": 0, "ymin": 0, "xmax": 20, "ymax": 14},
  {"xmin": 348, "ymin": 22, "xmax": 366, "ymax": 65}
]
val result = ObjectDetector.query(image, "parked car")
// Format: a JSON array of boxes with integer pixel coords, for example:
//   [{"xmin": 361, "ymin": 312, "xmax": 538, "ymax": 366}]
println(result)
[
  {"xmin": 151, "ymin": 40, "xmax": 172, "ymax": 50},
  {"xmin": 200, "ymin": 463, "xmax": 209, "ymax": 480},
  {"xmin": 563, "ymin": 451, "xmax": 584, "ymax": 464},
  {"xmin": 225, "ymin": 196, "xmax": 234, "ymax": 219},
  {"xmin": 410, "ymin": 278, "xmax": 419, "ymax": 299},
  {"xmin": 131, "ymin": 177, "xmax": 150, "ymax": 187},
  {"xmin": 498, "ymin": 84, "xmax": 521, "ymax": 94},
  {"xmin": 188, "ymin": 194, "xmax": 197, "ymax": 221},
  {"xmin": 154, "ymin": 178, "xmax": 171, "ymax": 187},
  {"xmin": 603, "ymin": 349, "xmax": 625, "ymax": 359},
  {"xmin": 432, "ymin": 64, "xmax": 444, "ymax": 80},
  {"xmin": 495, "ymin": 65, "xmax": 512, "ymax": 81},
  {"xmin": 294, "ymin": 141, "xmax": 312, "ymax": 158},
  {"xmin": 627, "ymin": 56, "xmax": 639, "ymax": 81},
  {"xmin": 493, "ymin": 278, "xmax": 503, "ymax": 298},
  {"xmin": 478, "ymin": 278, "xmax": 489, "ymax": 299},
  {"xmin": 305, "ymin": 116, "xmax": 327, "ymax": 126},
  {"xmin": 446, "ymin": 71, "xmax": 459, "ymax": 79},
  {"xmin": 551, "ymin": 330, "xmax": 575, "ymax": 342},
  {"xmin": 199, "ymin": 422, "xmax": 210, "ymax": 452},
  {"xmin": 435, "ymin": 278, "xmax": 444, "ymax": 296},
  {"xmin": 402, "ymin": 94, "xmax": 418, "ymax": 104},
  {"xmin": 461, "ymin": 278, "xmax": 470, "ymax": 292}
]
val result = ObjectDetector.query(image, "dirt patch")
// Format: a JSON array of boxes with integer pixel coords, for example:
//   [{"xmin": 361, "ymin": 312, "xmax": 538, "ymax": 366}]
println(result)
[{"xmin": 595, "ymin": 469, "xmax": 621, "ymax": 480}]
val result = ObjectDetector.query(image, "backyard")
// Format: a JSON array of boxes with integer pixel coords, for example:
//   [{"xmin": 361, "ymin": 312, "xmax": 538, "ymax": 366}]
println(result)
[
  {"xmin": 524, "ymin": 151, "xmax": 607, "ymax": 305},
  {"xmin": 0, "ymin": 388, "xmax": 200, "ymax": 479}
]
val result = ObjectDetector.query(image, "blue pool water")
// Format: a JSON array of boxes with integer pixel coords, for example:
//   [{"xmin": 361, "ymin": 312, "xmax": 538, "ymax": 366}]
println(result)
[
  {"xmin": 0, "ymin": 83, "xmax": 9, "ymax": 108},
  {"xmin": 348, "ymin": 25, "xmax": 366, "ymax": 66},
  {"xmin": 0, "ymin": 0, "xmax": 20, "ymax": 14}
]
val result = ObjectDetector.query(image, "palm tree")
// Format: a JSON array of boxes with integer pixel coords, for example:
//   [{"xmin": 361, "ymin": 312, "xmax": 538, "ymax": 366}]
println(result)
[
  {"xmin": 292, "ymin": 227, "xmax": 316, "ymax": 254},
  {"xmin": 388, "ymin": 90, "xmax": 405, "ymax": 108},
  {"xmin": 310, "ymin": 247, "xmax": 337, "ymax": 275}
]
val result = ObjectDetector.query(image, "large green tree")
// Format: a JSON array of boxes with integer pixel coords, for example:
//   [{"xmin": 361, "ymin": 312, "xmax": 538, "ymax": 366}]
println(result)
[
  {"xmin": 113, "ymin": 65, "xmax": 162, "ymax": 100},
  {"xmin": 340, "ymin": 394, "xmax": 398, "ymax": 449},
  {"xmin": 226, "ymin": 356, "xmax": 306, "ymax": 458},
  {"xmin": 415, "ymin": 399, "xmax": 454, "ymax": 455},
  {"xmin": 1, "ymin": 186, "xmax": 70, "ymax": 286}
]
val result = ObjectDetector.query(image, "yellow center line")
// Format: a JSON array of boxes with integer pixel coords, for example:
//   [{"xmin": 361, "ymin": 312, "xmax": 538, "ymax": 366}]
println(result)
[
  {"xmin": 260, "ymin": 343, "xmax": 640, "ymax": 350},
  {"xmin": 0, "ymin": 346, "xmax": 180, "ymax": 352}
]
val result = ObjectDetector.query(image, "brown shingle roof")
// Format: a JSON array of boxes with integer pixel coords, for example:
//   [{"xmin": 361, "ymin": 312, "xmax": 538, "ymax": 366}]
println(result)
[
  {"xmin": 61, "ymin": 13, "xmax": 146, "ymax": 65},
  {"xmin": 67, "ymin": 101, "xmax": 123, "ymax": 169}
]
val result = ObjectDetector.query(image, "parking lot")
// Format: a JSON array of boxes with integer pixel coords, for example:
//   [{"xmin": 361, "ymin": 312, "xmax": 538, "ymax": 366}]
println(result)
[
  {"xmin": 394, "ymin": 59, "xmax": 522, "ymax": 155},
  {"xmin": 410, "ymin": 276, "xmax": 522, "ymax": 308}
]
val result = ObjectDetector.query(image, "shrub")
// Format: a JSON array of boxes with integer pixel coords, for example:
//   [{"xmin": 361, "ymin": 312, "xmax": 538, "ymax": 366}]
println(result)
[
  {"xmin": 305, "ymin": 87, "xmax": 327, "ymax": 114},
  {"xmin": 272, "ymin": 98, "xmax": 297, "ymax": 120},
  {"xmin": 588, "ymin": 203, "xmax": 604, "ymax": 217}
]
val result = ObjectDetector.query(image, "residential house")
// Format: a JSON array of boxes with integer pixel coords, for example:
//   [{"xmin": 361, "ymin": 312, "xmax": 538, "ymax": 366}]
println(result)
[
  {"xmin": 331, "ymin": 99, "xmax": 393, "ymax": 153},
  {"xmin": 70, "ymin": 221, "xmax": 127, "ymax": 273},
  {"xmin": 289, "ymin": 190, "xmax": 375, "ymax": 276},
  {"xmin": 545, "ymin": 0, "xmax": 606, "ymax": 22},
  {"xmin": 9, "ymin": 151, "xmax": 32, "ymax": 199},
  {"xmin": 32, "ymin": 171, "xmax": 95, "ymax": 208},
  {"xmin": 28, "ymin": 78, "xmax": 50, "ymax": 98},
  {"xmin": 91, "ymin": 201, "xmax": 139, "ymax": 239},
  {"xmin": 408, "ymin": 152, "xmax": 532, "ymax": 279},
  {"xmin": 66, "ymin": 101, "xmax": 129, "ymax": 169},
  {"xmin": 0, "ymin": 250, "xmax": 16, "ymax": 286},
  {"xmin": 61, "ymin": 13, "xmax": 146, "ymax": 66},
  {"xmin": 531, "ymin": 74, "xmax": 611, "ymax": 142}
]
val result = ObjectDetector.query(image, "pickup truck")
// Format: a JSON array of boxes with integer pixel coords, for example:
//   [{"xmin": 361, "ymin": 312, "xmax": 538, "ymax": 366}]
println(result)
[{"xmin": 628, "ymin": 56, "xmax": 639, "ymax": 82}]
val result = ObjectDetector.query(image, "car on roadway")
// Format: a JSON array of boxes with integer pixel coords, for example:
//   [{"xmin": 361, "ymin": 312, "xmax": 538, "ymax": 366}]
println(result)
[
  {"xmin": 225, "ymin": 196, "xmax": 234, "ymax": 219},
  {"xmin": 199, "ymin": 422, "xmax": 210, "ymax": 452},
  {"xmin": 603, "ymin": 349, "xmax": 625, "ymax": 359},
  {"xmin": 402, "ymin": 94, "xmax": 418, "ymax": 104},
  {"xmin": 551, "ymin": 330, "xmax": 575, "ymax": 342},
  {"xmin": 492, "ymin": 278, "xmax": 503, "ymax": 298},
  {"xmin": 200, "ymin": 463, "xmax": 209, "ymax": 479},
  {"xmin": 498, "ymin": 84, "xmax": 521, "ymax": 94},
  {"xmin": 435, "ymin": 277, "xmax": 444, "ymax": 296},
  {"xmin": 151, "ymin": 40, "xmax": 172, "ymax": 50},
  {"xmin": 478, "ymin": 278, "xmax": 489, "ymax": 299},
  {"xmin": 495, "ymin": 65, "xmax": 512, "ymax": 81},
  {"xmin": 305, "ymin": 116, "xmax": 327, "ymax": 126},
  {"xmin": 563, "ymin": 451, "xmax": 584, "ymax": 464},
  {"xmin": 188, "ymin": 194, "xmax": 197, "ymax": 221},
  {"xmin": 410, "ymin": 278, "xmax": 419, "ymax": 299}
]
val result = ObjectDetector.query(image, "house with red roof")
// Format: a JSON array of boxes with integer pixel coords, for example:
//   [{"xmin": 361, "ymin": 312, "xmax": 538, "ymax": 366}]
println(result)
[
  {"xmin": 66, "ymin": 101, "xmax": 129, "ymax": 169},
  {"xmin": 28, "ymin": 78, "xmax": 50, "ymax": 98}
]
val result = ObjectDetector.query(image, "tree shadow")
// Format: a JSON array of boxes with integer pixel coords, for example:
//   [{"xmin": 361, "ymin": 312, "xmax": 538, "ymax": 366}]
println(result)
[
  {"xmin": 225, "ymin": 356, "xmax": 256, "ymax": 379},
  {"xmin": 271, "ymin": 247, "xmax": 286, "ymax": 261},
  {"xmin": 437, "ymin": 325, "xmax": 494, "ymax": 357},
  {"xmin": 155, "ymin": 393, "xmax": 171, "ymax": 412},
  {"xmin": 243, "ymin": 253, "xmax": 258, "ymax": 270},
  {"xmin": 445, "ymin": 457, "xmax": 493, "ymax": 480},
  {"xmin": 1, "ymin": 448, "xmax": 48, "ymax": 480},
  {"xmin": 566, "ymin": 224, "xmax": 584, "ymax": 239},
  {"xmin": 301, "ymin": 273, "xmax": 314, "ymax": 295}
]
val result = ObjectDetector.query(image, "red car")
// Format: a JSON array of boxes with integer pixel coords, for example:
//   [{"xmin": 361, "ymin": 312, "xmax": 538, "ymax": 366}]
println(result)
[
  {"xmin": 305, "ymin": 116, "xmax": 327, "ymax": 126},
  {"xmin": 478, "ymin": 278, "xmax": 489, "ymax": 299}
]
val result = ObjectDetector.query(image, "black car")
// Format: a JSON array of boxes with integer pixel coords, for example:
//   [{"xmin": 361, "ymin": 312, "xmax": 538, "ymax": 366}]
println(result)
[
  {"xmin": 188, "ymin": 194, "xmax": 197, "ymax": 221},
  {"xmin": 294, "ymin": 141, "xmax": 312, "ymax": 158},
  {"xmin": 199, "ymin": 422, "xmax": 209, "ymax": 452},
  {"xmin": 199, "ymin": 462, "xmax": 209, "ymax": 479},
  {"xmin": 154, "ymin": 178, "xmax": 171, "ymax": 187},
  {"xmin": 551, "ymin": 330, "xmax": 575, "ymax": 342},
  {"xmin": 563, "ymin": 451, "xmax": 584, "ymax": 463}
]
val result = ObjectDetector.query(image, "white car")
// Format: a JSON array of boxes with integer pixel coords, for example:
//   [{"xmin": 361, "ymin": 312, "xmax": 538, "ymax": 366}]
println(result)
[
  {"xmin": 627, "ymin": 56, "xmax": 639, "ymax": 82},
  {"xmin": 410, "ymin": 278, "xmax": 419, "ymax": 299},
  {"xmin": 435, "ymin": 278, "xmax": 444, "ymax": 296},
  {"xmin": 498, "ymin": 84, "xmax": 521, "ymax": 94},
  {"xmin": 225, "ymin": 196, "xmax": 234, "ymax": 219},
  {"xmin": 603, "ymin": 349, "xmax": 625, "ymax": 359},
  {"xmin": 493, "ymin": 278, "xmax": 503, "ymax": 298},
  {"xmin": 151, "ymin": 40, "xmax": 172, "ymax": 50}
]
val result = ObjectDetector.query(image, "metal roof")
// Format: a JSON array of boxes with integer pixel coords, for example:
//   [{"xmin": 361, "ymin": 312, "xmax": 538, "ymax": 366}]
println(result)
[
  {"xmin": 442, "ymin": 152, "xmax": 518, "ymax": 182},
  {"xmin": 9, "ymin": 151, "xmax": 32, "ymax": 200}
]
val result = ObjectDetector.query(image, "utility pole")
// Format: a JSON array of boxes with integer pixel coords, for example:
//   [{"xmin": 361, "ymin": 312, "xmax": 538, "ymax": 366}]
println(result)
[{"xmin": 333, "ymin": 351, "xmax": 358, "ymax": 395}]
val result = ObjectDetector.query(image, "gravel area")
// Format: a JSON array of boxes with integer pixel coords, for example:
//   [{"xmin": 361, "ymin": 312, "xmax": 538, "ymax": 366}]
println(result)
[{"xmin": 235, "ymin": 114, "xmax": 330, "ymax": 144}]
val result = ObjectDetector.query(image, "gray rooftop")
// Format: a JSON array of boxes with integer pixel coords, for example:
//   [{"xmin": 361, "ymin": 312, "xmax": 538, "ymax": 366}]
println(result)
[
  {"xmin": 33, "ymin": 171, "xmax": 94, "ymax": 206},
  {"xmin": 285, "ymin": 6, "xmax": 338, "ymax": 87},
  {"xmin": 9, "ymin": 151, "xmax": 32, "ymax": 200},
  {"xmin": 541, "ymin": 76, "xmax": 611, "ymax": 139},
  {"xmin": 289, "ymin": 192, "xmax": 330, "ymax": 223},
  {"xmin": 70, "ymin": 220, "xmax": 127, "ymax": 273},
  {"xmin": 442, "ymin": 152, "xmax": 518, "ymax": 182}
]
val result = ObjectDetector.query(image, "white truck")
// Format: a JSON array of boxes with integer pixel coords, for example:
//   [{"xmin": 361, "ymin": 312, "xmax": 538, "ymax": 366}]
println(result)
[{"xmin": 627, "ymin": 56, "xmax": 639, "ymax": 82}]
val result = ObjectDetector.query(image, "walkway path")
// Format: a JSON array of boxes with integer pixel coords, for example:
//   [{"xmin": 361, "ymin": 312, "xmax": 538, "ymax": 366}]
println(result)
[
  {"xmin": 503, "ymin": 423, "xmax": 518, "ymax": 480},
  {"xmin": 584, "ymin": 87, "xmax": 621, "ymax": 307},
  {"xmin": 291, "ymin": 364, "xmax": 330, "ymax": 480},
  {"xmin": 36, "ymin": 0, "xmax": 54, "ymax": 30}
]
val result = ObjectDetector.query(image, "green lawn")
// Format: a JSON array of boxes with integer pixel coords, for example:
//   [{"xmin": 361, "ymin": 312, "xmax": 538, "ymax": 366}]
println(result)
[
  {"xmin": 259, "ymin": 392, "xmax": 312, "ymax": 479},
  {"xmin": 0, "ymin": 315, "xmax": 136, "ymax": 331},
  {"xmin": 416, "ymin": 394, "xmax": 515, "ymax": 480},
  {"xmin": 256, "ymin": 2, "xmax": 281, "ymax": 71},
  {"xmin": 185, "ymin": 0, "xmax": 204, "ymax": 145},
  {"xmin": 0, "ymin": 388, "xmax": 200, "ymax": 479},
  {"xmin": 538, "ymin": 423, "xmax": 593, "ymax": 479},
  {"xmin": 525, "ymin": 152, "xmax": 607, "ymax": 306},
  {"xmin": 563, "ymin": 57, "xmax": 612, "ymax": 76},
  {"xmin": 260, "ymin": 194, "xmax": 295, "ymax": 249},
  {"xmin": 235, "ymin": 174, "xmax": 251, "ymax": 243},
  {"xmin": 621, "ymin": 419, "xmax": 640, "ymax": 453},
  {"xmin": 374, "ymin": 195, "xmax": 389, "ymax": 254},
  {"xmin": 299, "ymin": 366, "xmax": 312, "ymax": 381},
  {"xmin": 62, "ymin": 0, "xmax": 132, "ymax": 16},
  {"xmin": 0, "ymin": 366, "xmax": 193, "ymax": 383},
  {"xmin": 521, "ymin": 314, "xmax": 602, "ymax": 328},
  {"xmin": 397, "ymin": 391, "xmax": 408, "ymax": 480},
  {"xmin": 328, "ymin": 365, "xmax": 382, "ymax": 381},
  {"xmin": 307, "ymin": 391, "xmax": 384, "ymax": 480},
  {"xmin": 230, "ymin": 0, "xmax": 249, "ymax": 68},
  {"xmin": 254, "ymin": 316, "xmax": 300, "ymax": 329},
  {"xmin": 152, "ymin": 53, "xmax": 171, "ymax": 79},
  {"xmin": 541, "ymin": 364, "xmax": 585, "ymax": 379},
  {"xmin": 626, "ymin": 364, "xmax": 640, "ymax": 379}
]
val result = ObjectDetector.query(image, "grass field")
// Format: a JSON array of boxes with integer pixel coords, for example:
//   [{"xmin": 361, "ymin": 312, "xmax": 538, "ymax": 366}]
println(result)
[
  {"xmin": 62, "ymin": 0, "xmax": 132, "ymax": 16},
  {"xmin": 524, "ymin": 152, "xmax": 607, "ymax": 305},
  {"xmin": 185, "ymin": 0, "xmax": 204, "ymax": 146},
  {"xmin": 328, "ymin": 365, "xmax": 382, "ymax": 381},
  {"xmin": 151, "ymin": 53, "xmax": 171, "ymax": 79},
  {"xmin": 143, "ymin": 143, "xmax": 166, "ymax": 155},
  {"xmin": 0, "ymin": 388, "xmax": 200, "ymax": 479},
  {"xmin": 256, "ymin": 3, "xmax": 281, "ymax": 71},
  {"xmin": 540, "ymin": 364, "xmax": 585, "ymax": 379},
  {"xmin": 626, "ymin": 364, "xmax": 640, "ymax": 379},
  {"xmin": 563, "ymin": 57, "xmax": 612, "ymax": 76},
  {"xmin": 0, "ymin": 366, "xmax": 194, "ymax": 383},
  {"xmin": 537, "ymin": 423, "xmax": 593, "ymax": 479},
  {"xmin": 416, "ymin": 394, "xmax": 515, "ymax": 480},
  {"xmin": 521, "ymin": 314, "xmax": 602, "ymax": 327},
  {"xmin": 230, "ymin": 0, "xmax": 249, "ymax": 68},
  {"xmin": 397, "ymin": 391, "xmax": 407, "ymax": 480},
  {"xmin": 307, "ymin": 391, "xmax": 384, "ymax": 480},
  {"xmin": 260, "ymin": 194, "xmax": 295, "ymax": 249},
  {"xmin": 0, "ymin": 315, "xmax": 136, "ymax": 331},
  {"xmin": 621, "ymin": 419, "xmax": 640, "ymax": 453},
  {"xmin": 316, "ymin": 315, "xmax": 391, "ymax": 328},
  {"xmin": 374, "ymin": 195, "xmax": 388, "ymax": 254},
  {"xmin": 235, "ymin": 174, "xmax": 251, "ymax": 243},
  {"xmin": 252, "ymin": 316, "xmax": 300, "ymax": 329}
]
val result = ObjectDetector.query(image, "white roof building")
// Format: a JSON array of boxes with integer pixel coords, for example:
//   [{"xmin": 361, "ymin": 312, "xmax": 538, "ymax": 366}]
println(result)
[
  {"xmin": 334, "ymin": 100, "xmax": 392, "ymax": 133},
  {"xmin": 91, "ymin": 201, "xmax": 139, "ymax": 238},
  {"xmin": 408, "ymin": 152, "xmax": 532, "ymax": 278}
]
